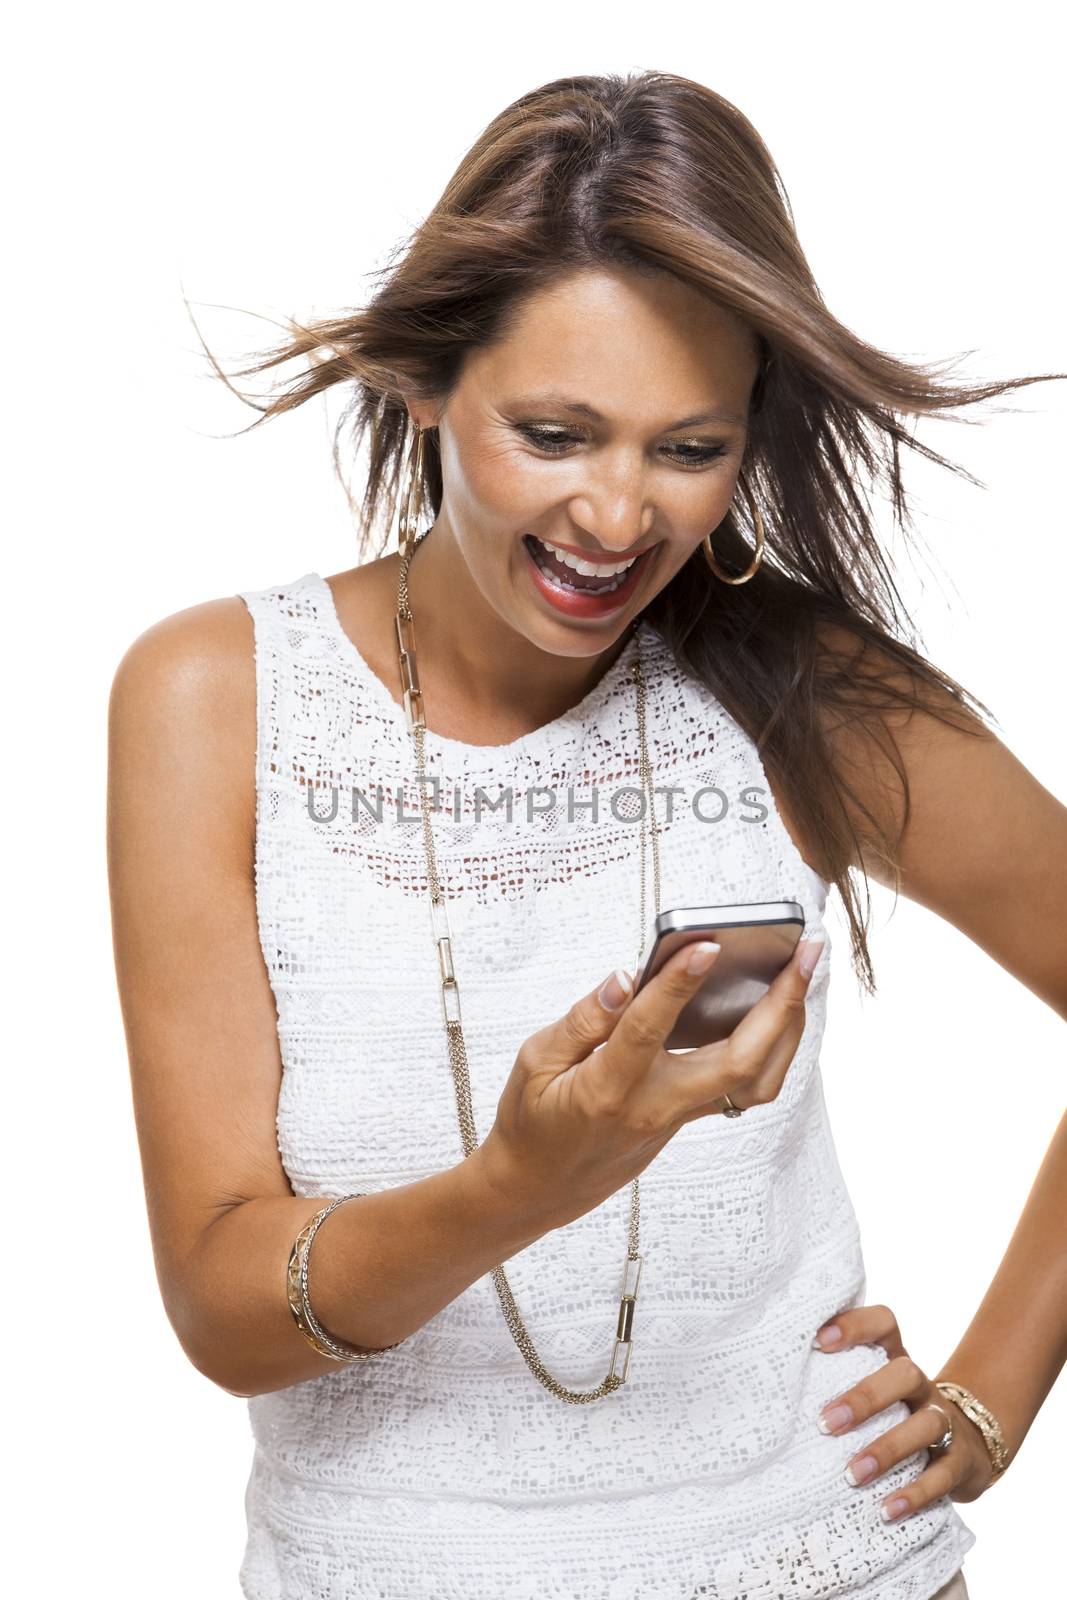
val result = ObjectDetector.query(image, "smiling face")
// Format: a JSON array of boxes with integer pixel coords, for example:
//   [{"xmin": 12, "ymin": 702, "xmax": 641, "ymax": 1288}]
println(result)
[{"xmin": 415, "ymin": 264, "xmax": 762, "ymax": 659}]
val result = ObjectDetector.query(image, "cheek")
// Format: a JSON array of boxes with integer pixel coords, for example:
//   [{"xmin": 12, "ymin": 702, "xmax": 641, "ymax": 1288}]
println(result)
[
  {"xmin": 649, "ymin": 480, "xmax": 740, "ymax": 582},
  {"xmin": 444, "ymin": 446, "xmax": 552, "ymax": 592},
  {"xmin": 452, "ymin": 439, "xmax": 550, "ymax": 527},
  {"xmin": 668, "ymin": 474, "xmax": 739, "ymax": 547}
]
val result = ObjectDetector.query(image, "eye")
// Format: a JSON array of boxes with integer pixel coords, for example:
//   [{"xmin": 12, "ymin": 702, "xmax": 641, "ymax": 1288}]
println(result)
[
  {"xmin": 516, "ymin": 425, "xmax": 727, "ymax": 469},
  {"xmin": 668, "ymin": 441, "xmax": 727, "ymax": 468},
  {"xmin": 517, "ymin": 425, "xmax": 578, "ymax": 455}
]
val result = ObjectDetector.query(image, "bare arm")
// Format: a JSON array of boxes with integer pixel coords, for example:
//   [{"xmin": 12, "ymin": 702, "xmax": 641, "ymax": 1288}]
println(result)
[
  {"xmin": 107, "ymin": 596, "xmax": 552, "ymax": 1400},
  {"xmin": 187, "ymin": 1169, "xmax": 551, "ymax": 1398},
  {"xmin": 806, "ymin": 626, "xmax": 1067, "ymax": 1464},
  {"xmin": 932, "ymin": 1107, "xmax": 1067, "ymax": 1463},
  {"xmin": 877, "ymin": 705, "xmax": 1067, "ymax": 1461}
]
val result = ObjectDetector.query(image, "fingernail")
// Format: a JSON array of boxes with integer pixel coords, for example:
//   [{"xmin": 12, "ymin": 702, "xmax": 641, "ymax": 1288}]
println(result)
[
  {"xmin": 880, "ymin": 1496, "xmax": 909, "ymax": 1522},
  {"xmin": 686, "ymin": 941, "xmax": 720, "ymax": 976},
  {"xmin": 798, "ymin": 939, "xmax": 825, "ymax": 979},
  {"xmin": 813, "ymin": 1323, "xmax": 843, "ymax": 1348},
  {"xmin": 844, "ymin": 1454, "xmax": 878, "ymax": 1486},
  {"xmin": 598, "ymin": 968, "xmax": 633, "ymax": 1010},
  {"xmin": 818, "ymin": 1402, "xmax": 853, "ymax": 1434}
]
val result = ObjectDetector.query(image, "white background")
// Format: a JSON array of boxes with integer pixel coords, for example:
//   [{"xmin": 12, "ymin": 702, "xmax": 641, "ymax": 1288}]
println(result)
[{"xmin": 5, "ymin": 3, "xmax": 1064, "ymax": 1596}]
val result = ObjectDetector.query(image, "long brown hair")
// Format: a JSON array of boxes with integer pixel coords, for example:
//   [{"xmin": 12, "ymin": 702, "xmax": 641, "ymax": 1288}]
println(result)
[{"xmin": 197, "ymin": 70, "xmax": 1064, "ymax": 994}]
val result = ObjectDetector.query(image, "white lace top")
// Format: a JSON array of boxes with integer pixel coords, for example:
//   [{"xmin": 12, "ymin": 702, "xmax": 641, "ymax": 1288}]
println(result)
[{"xmin": 235, "ymin": 570, "xmax": 976, "ymax": 1600}]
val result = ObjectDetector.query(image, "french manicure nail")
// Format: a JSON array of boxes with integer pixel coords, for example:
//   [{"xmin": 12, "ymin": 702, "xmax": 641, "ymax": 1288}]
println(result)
[
  {"xmin": 687, "ymin": 941, "xmax": 720, "ymax": 976},
  {"xmin": 880, "ymin": 1496, "xmax": 909, "ymax": 1522},
  {"xmin": 813, "ymin": 1323, "xmax": 843, "ymax": 1348},
  {"xmin": 798, "ymin": 939, "xmax": 825, "ymax": 980},
  {"xmin": 844, "ymin": 1454, "xmax": 877, "ymax": 1486},
  {"xmin": 818, "ymin": 1402, "xmax": 853, "ymax": 1434},
  {"xmin": 597, "ymin": 968, "xmax": 633, "ymax": 1010}
]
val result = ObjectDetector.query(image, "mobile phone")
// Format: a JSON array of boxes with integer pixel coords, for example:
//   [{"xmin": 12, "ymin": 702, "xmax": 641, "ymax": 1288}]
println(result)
[{"xmin": 630, "ymin": 901, "xmax": 806, "ymax": 1051}]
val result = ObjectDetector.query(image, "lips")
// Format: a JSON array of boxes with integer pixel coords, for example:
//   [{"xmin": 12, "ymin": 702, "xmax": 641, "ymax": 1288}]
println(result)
[{"xmin": 521, "ymin": 534, "xmax": 656, "ymax": 620}]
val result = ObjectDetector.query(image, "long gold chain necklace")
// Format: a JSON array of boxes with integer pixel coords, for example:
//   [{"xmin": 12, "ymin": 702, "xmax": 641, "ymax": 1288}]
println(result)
[{"xmin": 394, "ymin": 525, "xmax": 662, "ymax": 1403}]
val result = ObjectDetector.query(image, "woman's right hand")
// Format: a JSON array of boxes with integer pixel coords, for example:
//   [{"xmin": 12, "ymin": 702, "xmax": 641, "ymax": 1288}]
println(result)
[{"xmin": 476, "ymin": 936, "xmax": 825, "ymax": 1230}]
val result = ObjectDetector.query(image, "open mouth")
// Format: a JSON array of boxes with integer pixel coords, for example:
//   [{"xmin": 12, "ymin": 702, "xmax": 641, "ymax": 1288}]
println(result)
[{"xmin": 521, "ymin": 534, "xmax": 655, "ymax": 606}]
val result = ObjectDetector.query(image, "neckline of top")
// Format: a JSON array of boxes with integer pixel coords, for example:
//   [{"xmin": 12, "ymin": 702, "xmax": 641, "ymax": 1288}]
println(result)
[{"xmin": 305, "ymin": 570, "xmax": 657, "ymax": 760}]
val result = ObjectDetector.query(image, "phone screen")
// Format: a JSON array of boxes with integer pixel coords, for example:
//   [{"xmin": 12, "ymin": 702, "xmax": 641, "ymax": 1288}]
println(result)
[{"xmin": 631, "ymin": 901, "xmax": 805, "ymax": 1050}]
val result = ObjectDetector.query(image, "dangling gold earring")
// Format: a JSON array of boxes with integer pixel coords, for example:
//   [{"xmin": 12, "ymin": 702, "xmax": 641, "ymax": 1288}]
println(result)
[
  {"xmin": 703, "ymin": 497, "xmax": 766, "ymax": 585},
  {"xmin": 397, "ymin": 422, "xmax": 427, "ymax": 562}
]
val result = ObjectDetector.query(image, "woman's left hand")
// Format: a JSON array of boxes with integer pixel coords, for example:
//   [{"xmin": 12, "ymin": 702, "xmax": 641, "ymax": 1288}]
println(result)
[{"xmin": 813, "ymin": 1303, "xmax": 995, "ymax": 1521}]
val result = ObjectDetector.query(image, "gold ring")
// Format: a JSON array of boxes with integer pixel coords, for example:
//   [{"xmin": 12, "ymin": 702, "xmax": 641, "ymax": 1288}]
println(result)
[{"xmin": 924, "ymin": 1400, "xmax": 954, "ymax": 1452}]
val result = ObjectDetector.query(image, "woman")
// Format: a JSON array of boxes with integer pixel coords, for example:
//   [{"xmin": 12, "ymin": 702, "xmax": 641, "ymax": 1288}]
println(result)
[{"xmin": 107, "ymin": 71, "xmax": 1067, "ymax": 1599}]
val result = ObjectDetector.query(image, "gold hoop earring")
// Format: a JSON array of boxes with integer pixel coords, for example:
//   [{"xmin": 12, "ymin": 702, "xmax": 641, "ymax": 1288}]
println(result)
[
  {"xmin": 397, "ymin": 423, "xmax": 427, "ymax": 562},
  {"xmin": 702, "ymin": 501, "xmax": 765, "ymax": 585}
]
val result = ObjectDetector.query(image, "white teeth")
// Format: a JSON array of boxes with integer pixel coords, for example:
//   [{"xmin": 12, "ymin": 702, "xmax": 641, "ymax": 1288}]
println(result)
[
  {"xmin": 532, "ymin": 537, "xmax": 639, "ymax": 577},
  {"xmin": 528, "ymin": 538, "xmax": 633, "ymax": 595}
]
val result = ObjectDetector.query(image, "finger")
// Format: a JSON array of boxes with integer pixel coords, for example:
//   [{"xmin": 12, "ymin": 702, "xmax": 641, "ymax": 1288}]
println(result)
[
  {"xmin": 874, "ymin": 1450, "xmax": 961, "ymax": 1524},
  {"xmin": 842, "ymin": 1401, "xmax": 961, "ymax": 1496},
  {"xmin": 603, "ymin": 940, "xmax": 724, "ymax": 1088},
  {"xmin": 817, "ymin": 1354, "xmax": 927, "ymax": 1436},
  {"xmin": 726, "ymin": 937, "xmax": 824, "ymax": 1068},
  {"xmin": 813, "ymin": 1303, "xmax": 905, "ymax": 1359},
  {"xmin": 519, "ymin": 964, "xmax": 641, "ymax": 1071},
  {"xmin": 679, "ymin": 936, "xmax": 823, "ymax": 1107}
]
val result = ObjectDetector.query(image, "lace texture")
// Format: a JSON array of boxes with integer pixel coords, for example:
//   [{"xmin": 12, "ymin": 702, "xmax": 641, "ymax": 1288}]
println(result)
[{"xmin": 235, "ymin": 571, "xmax": 976, "ymax": 1599}]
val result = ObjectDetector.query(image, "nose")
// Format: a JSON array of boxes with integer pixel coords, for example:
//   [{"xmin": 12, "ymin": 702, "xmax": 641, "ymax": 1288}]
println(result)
[{"xmin": 566, "ymin": 489, "xmax": 657, "ymax": 558}]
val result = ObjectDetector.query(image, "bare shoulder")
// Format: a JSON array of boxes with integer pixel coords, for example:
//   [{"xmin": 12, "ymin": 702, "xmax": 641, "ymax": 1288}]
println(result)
[
  {"xmin": 802, "ymin": 619, "xmax": 1067, "ymax": 1015},
  {"xmin": 770, "ymin": 618, "xmax": 988, "ymax": 886},
  {"xmin": 809, "ymin": 617, "xmax": 992, "ymax": 873},
  {"xmin": 110, "ymin": 589, "xmax": 255, "ymax": 708},
  {"xmin": 108, "ymin": 591, "xmax": 257, "ymax": 851}
]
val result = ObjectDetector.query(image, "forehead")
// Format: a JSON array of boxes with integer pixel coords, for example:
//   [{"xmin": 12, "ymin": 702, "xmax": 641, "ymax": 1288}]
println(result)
[{"xmin": 463, "ymin": 266, "xmax": 759, "ymax": 415}]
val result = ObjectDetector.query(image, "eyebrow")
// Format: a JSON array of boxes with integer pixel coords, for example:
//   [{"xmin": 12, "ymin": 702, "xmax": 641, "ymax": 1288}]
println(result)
[{"xmin": 505, "ymin": 392, "xmax": 748, "ymax": 430}]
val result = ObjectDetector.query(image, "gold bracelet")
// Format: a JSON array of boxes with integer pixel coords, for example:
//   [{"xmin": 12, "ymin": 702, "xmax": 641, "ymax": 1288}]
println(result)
[
  {"xmin": 934, "ymin": 1379, "xmax": 1011, "ymax": 1481},
  {"xmin": 286, "ymin": 1194, "xmax": 403, "ymax": 1363}
]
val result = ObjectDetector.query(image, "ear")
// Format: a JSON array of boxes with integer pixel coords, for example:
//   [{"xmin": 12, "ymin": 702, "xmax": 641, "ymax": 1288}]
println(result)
[{"xmin": 397, "ymin": 388, "xmax": 443, "ymax": 433}]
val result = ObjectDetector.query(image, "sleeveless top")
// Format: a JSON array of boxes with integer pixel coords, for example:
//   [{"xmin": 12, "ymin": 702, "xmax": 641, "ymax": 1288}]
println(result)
[{"xmin": 235, "ymin": 570, "xmax": 976, "ymax": 1600}]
